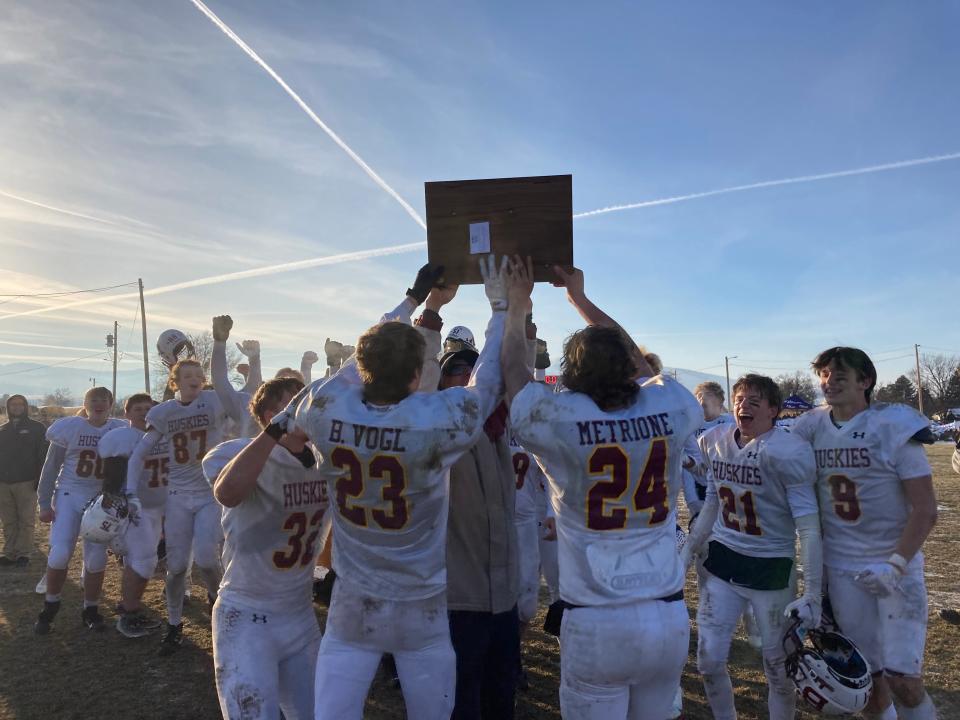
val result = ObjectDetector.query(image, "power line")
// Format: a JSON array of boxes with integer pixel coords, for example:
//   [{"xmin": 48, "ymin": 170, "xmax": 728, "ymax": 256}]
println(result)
[
  {"xmin": 0, "ymin": 351, "xmax": 107, "ymax": 377},
  {"xmin": 0, "ymin": 281, "xmax": 137, "ymax": 298}
]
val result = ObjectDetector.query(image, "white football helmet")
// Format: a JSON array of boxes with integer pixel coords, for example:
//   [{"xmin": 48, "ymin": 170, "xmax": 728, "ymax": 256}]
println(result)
[
  {"xmin": 156, "ymin": 329, "xmax": 191, "ymax": 365},
  {"xmin": 80, "ymin": 493, "xmax": 131, "ymax": 545},
  {"xmin": 444, "ymin": 325, "xmax": 476, "ymax": 353},
  {"xmin": 783, "ymin": 615, "xmax": 872, "ymax": 715}
]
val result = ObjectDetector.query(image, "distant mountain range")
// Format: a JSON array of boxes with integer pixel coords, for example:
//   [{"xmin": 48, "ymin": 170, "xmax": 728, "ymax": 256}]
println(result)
[{"xmin": 0, "ymin": 361, "xmax": 727, "ymax": 404}]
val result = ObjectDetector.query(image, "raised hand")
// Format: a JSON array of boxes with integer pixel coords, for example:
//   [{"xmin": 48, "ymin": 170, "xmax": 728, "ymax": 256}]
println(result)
[
  {"xmin": 324, "ymin": 338, "xmax": 345, "ymax": 367},
  {"xmin": 479, "ymin": 255, "xmax": 511, "ymax": 311},
  {"xmin": 235, "ymin": 339, "xmax": 260, "ymax": 358},
  {"xmin": 407, "ymin": 263, "xmax": 445, "ymax": 305},
  {"xmin": 507, "ymin": 255, "xmax": 535, "ymax": 309},
  {"xmin": 301, "ymin": 351, "xmax": 319, "ymax": 366},
  {"xmin": 212, "ymin": 315, "xmax": 233, "ymax": 342},
  {"xmin": 425, "ymin": 283, "xmax": 459, "ymax": 312},
  {"xmin": 552, "ymin": 265, "xmax": 585, "ymax": 299}
]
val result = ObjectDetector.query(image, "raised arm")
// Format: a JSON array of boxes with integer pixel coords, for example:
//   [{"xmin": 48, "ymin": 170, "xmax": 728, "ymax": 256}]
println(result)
[
  {"xmin": 300, "ymin": 351, "xmax": 319, "ymax": 385},
  {"xmin": 126, "ymin": 429, "xmax": 164, "ymax": 497},
  {"xmin": 211, "ymin": 315, "xmax": 251, "ymax": 425},
  {"xmin": 238, "ymin": 339, "xmax": 262, "ymax": 394},
  {"xmin": 502, "ymin": 257, "xmax": 536, "ymax": 404},
  {"xmin": 553, "ymin": 265, "xmax": 655, "ymax": 379},
  {"xmin": 462, "ymin": 255, "xmax": 512, "ymax": 420}
]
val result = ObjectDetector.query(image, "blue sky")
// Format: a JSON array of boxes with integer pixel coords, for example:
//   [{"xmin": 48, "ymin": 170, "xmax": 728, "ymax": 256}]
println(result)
[{"xmin": 1, "ymin": 0, "xmax": 958, "ymax": 397}]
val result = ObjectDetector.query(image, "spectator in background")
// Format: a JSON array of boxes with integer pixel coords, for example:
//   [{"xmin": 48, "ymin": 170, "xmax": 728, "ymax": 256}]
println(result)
[{"xmin": 0, "ymin": 395, "xmax": 48, "ymax": 567}]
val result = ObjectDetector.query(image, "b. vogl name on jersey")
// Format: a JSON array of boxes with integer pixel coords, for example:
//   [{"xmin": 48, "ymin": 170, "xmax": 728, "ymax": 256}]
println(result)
[
  {"xmin": 576, "ymin": 413, "xmax": 675, "ymax": 447},
  {"xmin": 328, "ymin": 419, "xmax": 407, "ymax": 452}
]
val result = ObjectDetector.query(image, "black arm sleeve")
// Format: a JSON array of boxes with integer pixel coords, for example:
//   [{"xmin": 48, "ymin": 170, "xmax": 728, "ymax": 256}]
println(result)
[{"xmin": 102, "ymin": 456, "xmax": 129, "ymax": 496}]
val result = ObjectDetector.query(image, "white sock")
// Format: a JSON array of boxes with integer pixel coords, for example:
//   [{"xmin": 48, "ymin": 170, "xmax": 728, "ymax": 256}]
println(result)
[
  {"xmin": 83, "ymin": 599, "xmax": 98, "ymax": 609},
  {"xmin": 44, "ymin": 593, "xmax": 61, "ymax": 603},
  {"xmin": 165, "ymin": 569, "xmax": 187, "ymax": 626},
  {"xmin": 899, "ymin": 693, "xmax": 936, "ymax": 720}
]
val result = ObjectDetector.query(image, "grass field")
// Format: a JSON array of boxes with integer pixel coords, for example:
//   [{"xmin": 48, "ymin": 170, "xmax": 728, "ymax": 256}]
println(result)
[{"xmin": 1, "ymin": 444, "xmax": 958, "ymax": 719}]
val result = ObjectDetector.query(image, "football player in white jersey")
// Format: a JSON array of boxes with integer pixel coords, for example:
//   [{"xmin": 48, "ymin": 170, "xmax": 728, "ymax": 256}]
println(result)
[
  {"xmin": 201, "ymin": 376, "xmax": 327, "ymax": 720},
  {"xmin": 127, "ymin": 357, "xmax": 230, "ymax": 655},
  {"xmin": 682, "ymin": 374, "xmax": 822, "ymax": 720},
  {"xmin": 269, "ymin": 255, "xmax": 509, "ymax": 720},
  {"xmin": 97, "ymin": 393, "xmax": 170, "ymax": 638},
  {"xmin": 501, "ymin": 259, "xmax": 703, "ymax": 720},
  {"xmin": 791, "ymin": 347, "xmax": 939, "ymax": 720},
  {"xmin": 211, "ymin": 315, "xmax": 261, "ymax": 439},
  {"xmin": 34, "ymin": 387, "xmax": 126, "ymax": 634},
  {"xmin": 686, "ymin": 381, "xmax": 735, "ymax": 515}
]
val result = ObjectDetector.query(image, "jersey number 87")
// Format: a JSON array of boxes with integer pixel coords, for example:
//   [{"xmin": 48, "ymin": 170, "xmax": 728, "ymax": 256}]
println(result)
[{"xmin": 586, "ymin": 439, "xmax": 669, "ymax": 531}]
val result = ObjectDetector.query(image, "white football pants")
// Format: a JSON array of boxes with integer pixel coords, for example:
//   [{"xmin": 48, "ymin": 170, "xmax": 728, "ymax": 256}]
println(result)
[
  {"xmin": 213, "ymin": 597, "xmax": 321, "ymax": 720},
  {"xmin": 47, "ymin": 485, "xmax": 107, "ymax": 573},
  {"xmin": 559, "ymin": 597, "xmax": 689, "ymax": 720},
  {"xmin": 314, "ymin": 579, "xmax": 455, "ymax": 720}
]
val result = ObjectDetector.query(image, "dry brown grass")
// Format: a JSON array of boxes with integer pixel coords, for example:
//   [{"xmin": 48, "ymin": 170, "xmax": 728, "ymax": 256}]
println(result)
[{"xmin": 1, "ymin": 444, "xmax": 958, "ymax": 719}]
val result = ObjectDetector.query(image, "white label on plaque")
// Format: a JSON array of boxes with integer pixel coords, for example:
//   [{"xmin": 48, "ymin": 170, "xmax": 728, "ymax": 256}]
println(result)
[{"xmin": 469, "ymin": 222, "xmax": 491, "ymax": 254}]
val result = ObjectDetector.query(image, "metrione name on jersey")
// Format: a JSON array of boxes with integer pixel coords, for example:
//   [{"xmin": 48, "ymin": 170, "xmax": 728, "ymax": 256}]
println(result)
[{"xmin": 790, "ymin": 403, "xmax": 932, "ymax": 569}]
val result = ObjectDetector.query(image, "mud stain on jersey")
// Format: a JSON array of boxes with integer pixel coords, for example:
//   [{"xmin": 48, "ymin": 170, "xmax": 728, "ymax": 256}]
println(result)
[
  {"xmin": 223, "ymin": 607, "xmax": 242, "ymax": 632},
  {"xmin": 231, "ymin": 683, "xmax": 264, "ymax": 720},
  {"xmin": 457, "ymin": 398, "xmax": 480, "ymax": 435},
  {"xmin": 311, "ymin": 395, "xmax": 330, "ymax": 412},
  {"xmin": 426, "ymin": 444, "xmax": 443, "ymax": 471}
]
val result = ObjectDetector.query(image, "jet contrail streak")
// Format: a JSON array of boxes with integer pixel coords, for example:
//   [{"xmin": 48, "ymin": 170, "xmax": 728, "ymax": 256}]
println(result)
[
  {"xmin": 0, "ymin": 189, "xmax": 128, "ymax": 228},
  {"xmin": 187, "ymin": 0, "xmax": 427, "ymax": 230},
  {"xmin": 0, "ymin": 241, "xmax": 427, "ymax": 322},
  {"xmin": 573, "ymin": 151, "xmax": 960, "ymax": 219}
]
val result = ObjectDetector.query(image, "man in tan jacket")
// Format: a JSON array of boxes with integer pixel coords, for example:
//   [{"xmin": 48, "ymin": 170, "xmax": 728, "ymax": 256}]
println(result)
[{"xmin": 441, "ymin": 345, "xmax": 521, "ymax": 720}]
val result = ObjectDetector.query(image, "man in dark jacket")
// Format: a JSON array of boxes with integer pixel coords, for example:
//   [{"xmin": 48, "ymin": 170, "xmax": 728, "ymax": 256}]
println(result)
[{"xmin": 0, "ymin": 395, "xmax": 48, "ymax": 566}]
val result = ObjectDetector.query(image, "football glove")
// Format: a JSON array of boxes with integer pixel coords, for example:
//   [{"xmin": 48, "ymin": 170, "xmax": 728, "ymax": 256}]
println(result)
[
  {"xmin": 407, "ymin": 263, "xmax": 444, "ymax": 305},
  {"xmin": 854, "ymin": 561, "xmax": 903, "ymax": 597},
  {"xmin": 784, "ymin": 594, "xmax": 822, "ymax": 630},
  {"xmin": 479, "ymin": 255, "xmax": 510, "ymax": 311}
]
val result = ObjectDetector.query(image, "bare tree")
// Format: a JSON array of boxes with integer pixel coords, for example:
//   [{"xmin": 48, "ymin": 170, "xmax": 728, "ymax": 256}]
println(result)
[
  {"xmin": 920, "ymin": 353, "xmax": 960, "ymax": 415},
  {"xmin": 42, "ymin": 387, "xmax": 74, "ymax": 407},
  {"xmin": 775, "ymin": 371, "xmax": 818, "ymax": 404}
]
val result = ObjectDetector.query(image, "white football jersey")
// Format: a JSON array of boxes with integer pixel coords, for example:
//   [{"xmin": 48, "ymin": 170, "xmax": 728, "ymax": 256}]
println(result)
[
  {"xmin": 790, "ymin": 403, "xmax": 932, "ymax": 568},
  {"xmin": 510, "ymin": 375, "xmax": 703, "ymax": 606},
  {"xmin": 291, "ymin": 373, "xmax": 499, "ymax": 601},
  {"xmin": 146, "ymin": 390, "xmax": 228, "ymax": 493},
  {"xmin": 508, "ymin": 429, "xmax": 546, "ymax": 522},
  {"xmin": 698, "ymin": 424, "xmax": 816, "ymax": 558},
  {"xmin": 202, "ymin": 439, "xmax": 329, "ymax": 614},
  {"xmin": 46, "ymin": 416, "xmax": 127, "ymax": 493},
  {"xmin": 97, "ymin": 425, "xmax": 171, "ymax": 510},
  {"xmin": 696, "ymin": 413, "xmax": 735, "ymax": 438}
]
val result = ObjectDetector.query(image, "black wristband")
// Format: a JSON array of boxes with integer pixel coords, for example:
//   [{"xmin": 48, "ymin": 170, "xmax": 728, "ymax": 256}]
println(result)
[{"xmin": 264, "ymin": 421, "xmax": 285, "ymax": 442}]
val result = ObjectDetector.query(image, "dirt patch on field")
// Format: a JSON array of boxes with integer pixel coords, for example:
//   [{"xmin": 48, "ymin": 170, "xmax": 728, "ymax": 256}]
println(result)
[{"xmin": 1, "ymin": 444, "xmax": 958, "ymax": 718}]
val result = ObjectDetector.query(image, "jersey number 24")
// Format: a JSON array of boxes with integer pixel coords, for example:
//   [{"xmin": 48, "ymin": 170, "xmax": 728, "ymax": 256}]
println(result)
[{"xmin": 586, "ymin": 440, "xmax": 669, "ymax": 531}]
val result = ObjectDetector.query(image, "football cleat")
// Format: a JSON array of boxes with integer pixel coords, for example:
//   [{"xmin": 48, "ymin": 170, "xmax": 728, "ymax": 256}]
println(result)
[
  {"xmin": 117, "ymin": 612, "xmax": 157, "ymax": 638},
  {"xmin": 158, "ymin": 622, "xmax": 184, "ymax": 656},
  {"xmin": 34, "ymin": 600, "xmax": 61, "ymax": 635},
  {"xmin": 783, "ymin": 614, "xmax": 872, "ymax": 714},
  {"xmin": 81, "ymin": 605, "xmax": 106, "ymax": 631}
]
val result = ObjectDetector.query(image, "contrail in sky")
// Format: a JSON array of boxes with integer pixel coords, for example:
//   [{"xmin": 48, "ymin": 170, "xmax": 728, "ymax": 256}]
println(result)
[
  {"xmin": 0, "ymin": 241, "xmax": 427, "ymax": 322},
  {"xmin": 0, "ymin": 189, "xmax": 132, "ymax": 228},
  {"xmin": 187, "ymin": 0, "xmax": 427, "ymax": 230},
  {"xmin": 573, "ymin": 151, "xmax": 960, "ymax": 218}
]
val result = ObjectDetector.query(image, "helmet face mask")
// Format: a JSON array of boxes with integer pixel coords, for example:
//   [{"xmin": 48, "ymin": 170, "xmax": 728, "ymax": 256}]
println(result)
[
  {"xmin": 80, "ymin": 493, "xmax": 131, "ymax": 545},
  {"xmin": 157, "ymin": 329, "xmax": 191, "ymax": 366},
  {"xmin": 783, "ymin": 615, "xmax": 872, "ymax": 715}
]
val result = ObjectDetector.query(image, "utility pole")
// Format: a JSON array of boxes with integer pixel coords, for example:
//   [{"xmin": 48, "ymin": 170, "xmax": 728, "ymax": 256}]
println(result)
[
  {"xmin": 107, "ymin": 322, "xmax": 118, "ymax": 410},
  {"xmin": 915, "ymin": 344, "xmax": 925, "ymax": 415},
  {"xmin": 139, "ymin": 278, "xmax": 150, "ymax": 393},
  {"xmin": 724, "ymin": 355, "xmax": 737, "ymax": 408},
  {"xmin": 89, "ymin": 377, "xmax": 96, "ymax": 388}
]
